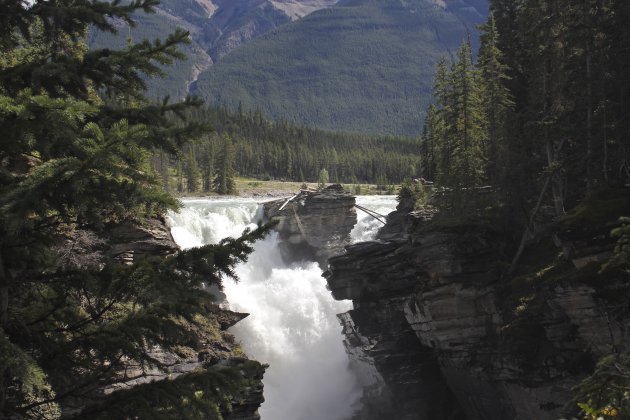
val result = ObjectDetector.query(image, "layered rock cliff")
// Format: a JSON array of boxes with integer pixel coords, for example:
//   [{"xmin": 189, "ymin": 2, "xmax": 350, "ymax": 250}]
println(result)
[
  {"xmin": 263, "ymin": 185, "xmax": 357, "ymax": 267},
  {"xmin": 325, "ymin": 195, "xmax": 629, "ymax": 420}
]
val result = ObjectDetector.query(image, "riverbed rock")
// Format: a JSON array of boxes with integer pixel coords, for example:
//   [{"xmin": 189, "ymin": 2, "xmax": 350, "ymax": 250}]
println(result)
[{"xmin": 263, "ymin": 184, "xmax": 357, "ymax": 267}]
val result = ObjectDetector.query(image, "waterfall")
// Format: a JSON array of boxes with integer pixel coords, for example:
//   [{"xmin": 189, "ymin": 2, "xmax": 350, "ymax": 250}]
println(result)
[
  {"xmin": 351, "ymin": 195, "xmax": 398, "ymax": 242},
  {"xmin": 167, "ymin": 195, "xmax": 397, "ymax": 420}
]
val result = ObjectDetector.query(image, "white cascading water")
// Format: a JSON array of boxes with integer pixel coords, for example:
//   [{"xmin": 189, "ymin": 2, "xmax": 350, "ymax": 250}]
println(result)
[
  {"xmin": 166, "ymin": 195, "xmax": 397, "ymax": 420},
  {"xmin": 351, "ymin": 196, "xmax": 398, "ymax": 243}
]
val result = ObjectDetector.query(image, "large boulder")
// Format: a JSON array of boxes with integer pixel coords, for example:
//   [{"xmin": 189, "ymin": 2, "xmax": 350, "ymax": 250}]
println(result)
[{"xmin": 263, "ymin": 184, "xmax": 357, "ymax": 267}]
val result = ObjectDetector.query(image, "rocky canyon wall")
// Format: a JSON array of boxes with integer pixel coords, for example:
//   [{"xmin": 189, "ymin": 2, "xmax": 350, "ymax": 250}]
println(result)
[{"xmin": 324, "ymin": 197, "xmax": 628, "ymax": 420}]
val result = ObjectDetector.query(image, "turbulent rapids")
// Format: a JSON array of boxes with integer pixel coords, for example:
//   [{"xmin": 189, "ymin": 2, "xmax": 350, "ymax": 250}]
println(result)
[{"xmin": 167, "ymin": 195, "xmax": 397, "ymax": 420}]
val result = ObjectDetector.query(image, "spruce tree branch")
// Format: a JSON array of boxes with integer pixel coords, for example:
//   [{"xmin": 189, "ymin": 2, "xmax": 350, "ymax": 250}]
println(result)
[
  {"xmin": 15, "ymin": 352, "xmax": 126, "ymax": 414},
  {"xmin": 31, "ymin": 0, "xmax": 160, "ymax": 35},
  {"xmin": 0, "ymin": 253, "xmax": 9, "ymax": 329},
  {"xmin": 508, "ymin": 138, "xmax": 566, "ymax": 275},
  {"xmin": 50, "ymin": 299, "xmax": 119, "ymax": 334}
]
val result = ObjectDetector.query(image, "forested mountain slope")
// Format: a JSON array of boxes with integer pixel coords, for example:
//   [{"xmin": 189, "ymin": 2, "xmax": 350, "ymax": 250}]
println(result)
[
  {"xmin": 193, "ymin": 0, "xmax": 488, "ymax": 135},
  {"xmin": 89, "ymin": 0, "xmax": 339, "ymax": 99},
  {"xmin": 87, "ymin": 10, "xmax": 211, "ymax": 99}
]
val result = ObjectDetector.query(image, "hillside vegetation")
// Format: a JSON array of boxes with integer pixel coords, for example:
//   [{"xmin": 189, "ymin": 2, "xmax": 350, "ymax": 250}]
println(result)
[
  {"xmin": 0, "ymin": 1, "xmax": 273, "ymax": 417},
  {"xmin": 87, "ymin": 11, "xmax": 211, "ymax": 99},
  {"xmin": 88, "ymin": 0, "xmax": 335, "ymax": 100},
  {"xmin": 193, "ymin": 0, "xmax": 487, "ymax": 135},
  {"xmin": 412, "ymin": 0, "xmax": 630, "ymax": 414}
]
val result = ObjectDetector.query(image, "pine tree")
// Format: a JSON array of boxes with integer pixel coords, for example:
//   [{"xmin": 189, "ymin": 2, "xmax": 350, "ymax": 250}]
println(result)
[
  {"xmin": 213, "ymin": 133, "xmax": 236, "ymax": 195},
  {"xmin": 176, "ymin": 158, "xmax": 185, "ymax": 193},
  {"xmin": 317, "ymin": 168, "xmax": 329, "ymax": 190},
  {"xmin": 419, "ymin": 105, "xmax": 442, "ymax": 181},
  {"xmin": 185, "ymin": 144, "xmax": 200, "ymax": 192},
  {"xmin": 158, "ymin": 151, "xmax": 171, "ymax": 191},
  {"xmin": 449, "ymin": 40, "xmax": 485, "ymax": 188},
  {"xmin": 330, "ymin": 147, "xmax": 339, "ymax": 182},
  {"xmin": 285, "ymin": 144, "xmax": 294, "ymax": 179},
  {"xmin": 433, "ymin": 56, "xmax": 455, "ymax": 185},
  {"xmin": 477, "ymin": 14, "xmax": 513, "ymax": 185},
  {"xmin": 200, "ymin": 135, "xmax": 216, "ymax": 192},
  {"xmin": 0, "ymin": 1, "xmax": 269, "ymax": 417},
  {"xmin": 376, "ymin": 173, "xmax": 388, "ymax": 191}
]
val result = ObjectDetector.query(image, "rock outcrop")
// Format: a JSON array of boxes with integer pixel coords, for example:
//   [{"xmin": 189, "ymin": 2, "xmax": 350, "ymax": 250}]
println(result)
[
  {"xmin": 325, "ymin": 200, "xmax": 628, "ymax": 420},
  {"xmin": 55, "ymin": 216, "xmax": 180, "ymax": 270},
  {"xmin": 263, "ymin": 184, "xmax": 357, "ymax": 267},
  {"xmin": 59, "ymin": 218, "xmax": 265, "ymax": 420}
]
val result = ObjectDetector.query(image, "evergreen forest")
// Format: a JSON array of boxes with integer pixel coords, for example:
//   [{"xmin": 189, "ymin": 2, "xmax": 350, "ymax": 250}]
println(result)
[
  {"xmin": 419, "ymin": 2, "xmax": 630, "ymax": 213},
  {"xmin": 0, "ymin": 1, "xmax": 272, "ymax": 418},
  {"xmin": 155, "ymin": 105, "xmax": 423, "ymax": 193}
]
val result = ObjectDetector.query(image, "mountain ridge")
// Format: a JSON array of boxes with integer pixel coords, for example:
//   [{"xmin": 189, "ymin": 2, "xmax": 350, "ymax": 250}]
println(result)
[
  {"xmin": 90, "ymin": 0, "xmax": 487, "ymax": 134},
  {"xmin": 192, "ymin": 0, "xmax": 488, "ymax": 135},
  {"xmin": 89, "ymin": 0, "xmax": 340, "ymax": 98}
]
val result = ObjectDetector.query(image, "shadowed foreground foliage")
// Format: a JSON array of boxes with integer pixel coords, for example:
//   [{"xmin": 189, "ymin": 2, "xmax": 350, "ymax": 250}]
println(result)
[{"xmin": 0, "ymin": 1, "xmax": 270, "ymax": 418}]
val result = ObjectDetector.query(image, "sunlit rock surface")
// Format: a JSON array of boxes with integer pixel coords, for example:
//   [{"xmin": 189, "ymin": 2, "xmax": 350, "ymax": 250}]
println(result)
[{"xmin": 263, "ymin": 184, "xmax": 357, "ymax": 267}]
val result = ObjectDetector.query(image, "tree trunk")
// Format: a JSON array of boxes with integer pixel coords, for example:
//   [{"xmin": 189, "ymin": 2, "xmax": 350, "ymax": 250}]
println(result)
[
  {"xmin": 586, "ymin": 39, "xmax": 593, "ymax": 194},
  {"xmin": 0, "ymin": 252, "xmax": 9, "ymax": 329},
  {"xmin": 547, "ymin": 139, "xmax": 566, "ymax": 216},
  {"xmin": 510, "ymin": 138, "xmax": 566, "ymax": 274},
  {"xmin": 603, "ymin": 99, "xmax": 609, "ymax": 182},
  {"xmin": 543, "ymin": 55, "xmax": 565, "ymax": 217},
  {"xmin": 508, "ymin": 174, "xmax": 552, "ymax": 275}
]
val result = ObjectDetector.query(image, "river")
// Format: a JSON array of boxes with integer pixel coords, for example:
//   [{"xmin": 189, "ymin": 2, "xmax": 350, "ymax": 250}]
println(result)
[{"xmin": 166, "ymin": 195, "xmax": 397, "ymax": 420}]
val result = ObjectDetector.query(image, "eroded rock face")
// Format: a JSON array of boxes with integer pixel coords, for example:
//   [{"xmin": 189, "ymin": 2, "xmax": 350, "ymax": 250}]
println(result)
[
  {"xmin": 55, "ymin": 216, "xmax": 179, "ymax": 269},
  {"xmin": 263, "ymin": 184, "xmax": 357, "ymax": 267},
  {"xmin": 59, "ymin": 218, "xmax": 265, "ymax": 420},
  {"xmin": 326, "ymin": 205, "xmax": 626, "ymax": 420}
]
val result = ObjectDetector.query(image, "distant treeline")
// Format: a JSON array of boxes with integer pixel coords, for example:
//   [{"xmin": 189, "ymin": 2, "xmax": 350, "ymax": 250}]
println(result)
[{"xmin": 154, "ymin": 105, "xmax": 423, "ymax": 192}]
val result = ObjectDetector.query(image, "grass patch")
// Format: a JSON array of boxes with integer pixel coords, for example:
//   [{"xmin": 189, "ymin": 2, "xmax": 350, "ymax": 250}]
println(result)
[{"xmin": 173, "ymin": 177, "xmax": 400, "ymax": 197}]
